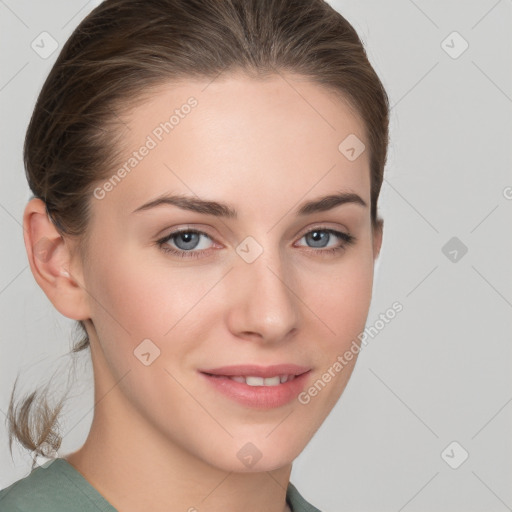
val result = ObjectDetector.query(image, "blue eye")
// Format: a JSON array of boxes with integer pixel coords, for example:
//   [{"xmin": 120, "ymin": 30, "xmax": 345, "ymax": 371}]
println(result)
[
  {"xmin": 157, "ymin": 229, "xmax": 213, "ymax": 258},
  {"xmin": 156, "ymin": 227, "xmax": 355, "ymax": 259},
  {"xmin": 298, "ymin": 228, "xmax": 354, "ymax": 250}
]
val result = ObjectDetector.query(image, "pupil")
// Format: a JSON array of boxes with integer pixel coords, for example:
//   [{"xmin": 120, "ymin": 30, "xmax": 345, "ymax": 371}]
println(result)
[
  {"xmin": 308, "ymin": 230, "xmax": 327, "ymax": 248},
  {"xmin": 175, "ymin": 232, "xmax": 199, "ymax": 250}
]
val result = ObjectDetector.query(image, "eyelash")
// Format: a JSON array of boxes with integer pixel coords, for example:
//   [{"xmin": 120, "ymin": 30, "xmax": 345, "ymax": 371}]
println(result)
[{"xmin": 156, "ymin": 227, "xmax": 356, "ymax": 260}]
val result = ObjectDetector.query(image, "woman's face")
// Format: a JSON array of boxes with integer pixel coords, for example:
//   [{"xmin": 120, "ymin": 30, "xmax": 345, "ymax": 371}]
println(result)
[{"xmin": 76, "ymin": 72, "xmax": 382, "ymax": 472}]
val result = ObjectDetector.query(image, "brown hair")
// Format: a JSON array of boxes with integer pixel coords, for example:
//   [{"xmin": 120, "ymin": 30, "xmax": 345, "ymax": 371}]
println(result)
[{"xmin": 8, "ymin": 0, "xmax": 389, "ymax": 468}]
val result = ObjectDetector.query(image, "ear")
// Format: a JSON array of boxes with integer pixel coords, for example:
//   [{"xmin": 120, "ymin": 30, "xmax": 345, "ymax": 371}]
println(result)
[
  {"xmin": 372, "ymin": 217, "xmax": 384, "ymax": 260},
  {"xmin": 23, "ymin": 197, "xmax": 91, "ymax": 321}
]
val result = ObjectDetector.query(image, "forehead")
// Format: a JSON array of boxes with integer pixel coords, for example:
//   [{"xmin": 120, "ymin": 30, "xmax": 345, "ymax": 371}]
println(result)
[{"xmin": 96, "ymin": 72, "xmax": 370, "ymax": 217}]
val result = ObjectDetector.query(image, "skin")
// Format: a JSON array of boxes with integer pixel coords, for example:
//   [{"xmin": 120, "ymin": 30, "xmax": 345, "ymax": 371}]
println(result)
[{"xmin": 24, "ymin": 71, "xmax": 383, "ymax": 512}]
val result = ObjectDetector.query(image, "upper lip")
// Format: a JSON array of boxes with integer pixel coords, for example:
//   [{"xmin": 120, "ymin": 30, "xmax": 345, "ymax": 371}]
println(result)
[{"xmin": 198, "ymin": 364, "xmax": 311, "ymax": 378}]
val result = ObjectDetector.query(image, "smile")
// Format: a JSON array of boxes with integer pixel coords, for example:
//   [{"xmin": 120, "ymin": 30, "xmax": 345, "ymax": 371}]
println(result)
[{"xmin": 198, "ymin": 364, "xmax": 311, "ymax": 408}]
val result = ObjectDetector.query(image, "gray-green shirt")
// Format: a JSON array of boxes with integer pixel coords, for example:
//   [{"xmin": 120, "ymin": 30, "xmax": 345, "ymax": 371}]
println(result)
[{"xmin": 0, "ymin": 458, "xmax": 321, "ymax": 512}]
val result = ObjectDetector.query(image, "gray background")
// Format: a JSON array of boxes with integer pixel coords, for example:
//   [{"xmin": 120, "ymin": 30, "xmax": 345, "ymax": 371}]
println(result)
[{"xmin": 1, "ymin": 1, "xmax": 511, "ymax": 511}]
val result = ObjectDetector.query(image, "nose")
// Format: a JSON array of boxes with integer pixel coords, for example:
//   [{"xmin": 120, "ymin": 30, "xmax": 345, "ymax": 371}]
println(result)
[{"xmin": 226, "ymin": 246, "xmax": 300, "ymax": 344}]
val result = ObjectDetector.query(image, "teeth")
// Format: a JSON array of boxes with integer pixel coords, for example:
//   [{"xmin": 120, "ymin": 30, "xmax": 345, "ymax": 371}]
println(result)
[
  {"xmin": 228, "ymin": 375, "xmax": 294, "ymax": 386},
  {"xmin": 246, "ymin": 376, "xmax": 266, "ymax": 386},
  {"xmin": 263, "ymin": 376, "xmax": 280, "ymax": 386}
]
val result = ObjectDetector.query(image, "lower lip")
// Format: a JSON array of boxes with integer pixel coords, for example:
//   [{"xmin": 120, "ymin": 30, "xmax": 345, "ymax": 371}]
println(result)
[{"xmin": 199, "ymin": 371, "xmax": 311, "ymax": 409}]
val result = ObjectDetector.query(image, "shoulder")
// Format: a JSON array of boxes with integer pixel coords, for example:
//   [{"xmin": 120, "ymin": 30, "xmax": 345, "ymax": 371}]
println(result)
[
  {"xmin": 0, "ymin": 459, "xmax": 75, "ymax": 511},
  {"xmin": 286, "ymin": 481, "xmax": 323, "ymax": 512},
  {"xmin": 0, "ymin": 458, "xmax": 115, "ymax": 512}
]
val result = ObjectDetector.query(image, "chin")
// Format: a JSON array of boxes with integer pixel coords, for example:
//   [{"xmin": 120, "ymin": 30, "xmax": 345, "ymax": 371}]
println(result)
[
  {"xmin": 199, "ymin": 433, "xmax": 307, "ymax": 474},
  {"xmin": 214, "ymin": 452, "xmax": 296, "ymax": 474}
]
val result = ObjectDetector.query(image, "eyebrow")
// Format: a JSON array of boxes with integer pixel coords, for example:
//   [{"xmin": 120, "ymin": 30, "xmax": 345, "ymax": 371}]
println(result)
[{"xmin": 131, "ymin": 191, "xmax": 367, "ymax": 217}]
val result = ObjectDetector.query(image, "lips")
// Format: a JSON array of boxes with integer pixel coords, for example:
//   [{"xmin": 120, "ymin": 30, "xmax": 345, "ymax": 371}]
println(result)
[{"xmin": 198, "ymin": 364, "xmax": 312, "ymax": 408}]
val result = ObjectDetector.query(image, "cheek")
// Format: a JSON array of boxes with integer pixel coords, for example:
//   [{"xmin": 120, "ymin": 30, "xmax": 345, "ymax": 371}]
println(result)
[
  {"xmin": 304, "ymin": 247, "xmax": 375, "ymax": 344},
  {"xmin": 85, "ymin": 244, "xmax": 193, "ymax": 335},
  {"xmin": 294, "ymin": 250, "xmax": 375, "ymax": 421},
  {"xmin": 83, "ymin": 244, "xmax": 226, "ymax": 368}
]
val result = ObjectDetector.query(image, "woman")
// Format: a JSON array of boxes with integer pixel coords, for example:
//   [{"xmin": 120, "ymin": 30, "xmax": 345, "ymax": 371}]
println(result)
[{"xmin": 0, "ymin": 0, "xmax": 389, "ymax": 510}]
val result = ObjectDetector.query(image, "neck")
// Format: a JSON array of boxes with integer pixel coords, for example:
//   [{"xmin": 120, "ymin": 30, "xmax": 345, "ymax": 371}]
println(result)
[{"xmin": 65, "ymin": 383, "xmax": 293, "ymax": 512}]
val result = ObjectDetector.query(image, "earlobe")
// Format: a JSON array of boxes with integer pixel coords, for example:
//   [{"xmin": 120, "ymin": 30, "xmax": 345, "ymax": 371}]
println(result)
[{"xmin": 23, "ymin": 198, "xmax": 90, "ymax": 321}]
